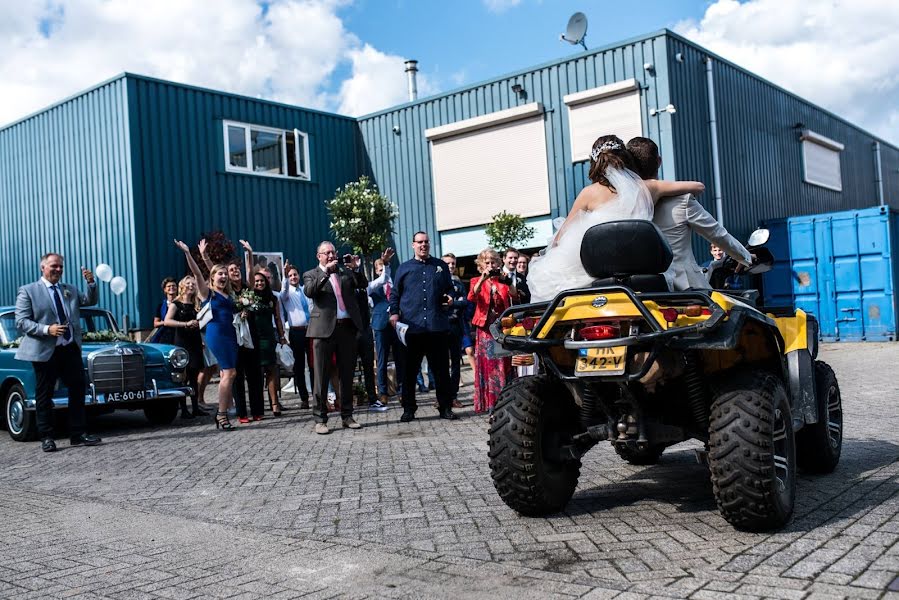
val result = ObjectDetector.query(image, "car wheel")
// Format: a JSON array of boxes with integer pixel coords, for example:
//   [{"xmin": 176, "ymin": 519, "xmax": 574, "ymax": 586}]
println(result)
[
  {"xmin": 5, "ymin": 383, "xmax": 37, "ymax": 442},
  {"xmin": 143, "ymin": 399, "xmax": 179, "ymax": 426}
]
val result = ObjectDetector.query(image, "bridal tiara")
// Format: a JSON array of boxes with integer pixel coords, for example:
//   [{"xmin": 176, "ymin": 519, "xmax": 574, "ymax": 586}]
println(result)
[{"xmin": 590, "ymin": 140, "xmax": 622, "ymax": 161}]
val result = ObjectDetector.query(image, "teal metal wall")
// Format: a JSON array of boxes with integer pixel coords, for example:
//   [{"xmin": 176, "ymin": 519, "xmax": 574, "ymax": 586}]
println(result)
[
  {"xmin": 125, "ymin": 75, "xmax": 361, "ymax": 327},
  {"xmin": 667, "ymin": 32, "xmax": 899, "ymax": 248},
  {"xmin": 357, "ymin": 32, "xmax": 672, "ymax": 260},
  {"xmin": 0, "ymin": 77, "xmax": 137, "ymax": 324},
  {"xmin": 0, "ymin": 74, "xmax": 362, "ymax": 328}
]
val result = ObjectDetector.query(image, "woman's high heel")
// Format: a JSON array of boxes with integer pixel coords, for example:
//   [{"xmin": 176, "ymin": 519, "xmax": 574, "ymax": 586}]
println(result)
[
  {"xmin": 271, "ymin": 402, "xmax": 283, "ymax": 417},
  {"xmin": 215, "ymin": 411, "xmax": 235, "ymax": 431}
]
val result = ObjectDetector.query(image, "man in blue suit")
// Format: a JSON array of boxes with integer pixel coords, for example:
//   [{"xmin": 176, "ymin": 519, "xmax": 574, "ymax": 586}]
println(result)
[
  {"xmin": 369, "ymin": 248, "xmax": 403, "ymax": 407},
  {"xmin": 15, "ymin": 253, "xmax": 101, "ymax": 452}
]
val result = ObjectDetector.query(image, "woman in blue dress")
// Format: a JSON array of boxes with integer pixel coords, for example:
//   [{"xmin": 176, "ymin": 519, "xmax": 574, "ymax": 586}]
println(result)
[{"xmin": 176, "ymin": 239, "xmax": 238, "ymax": 431}]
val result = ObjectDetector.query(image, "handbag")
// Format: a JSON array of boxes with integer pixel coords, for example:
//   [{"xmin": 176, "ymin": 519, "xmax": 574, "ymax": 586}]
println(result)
[
  {"xmin": 276, "ymin": 343, "xmax": 295, "ymax": 371},
  {"xmin": 197, "ymin": 302, "xmax": 213, "ymax": 329},
  {"xmin": 233, "ymin": 314, "xmax": 254, "ymax": 349}
]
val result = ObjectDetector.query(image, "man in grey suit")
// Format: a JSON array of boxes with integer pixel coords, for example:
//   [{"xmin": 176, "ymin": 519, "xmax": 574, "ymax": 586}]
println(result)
[
  {"xmin": 626, "ymin": 137, "xmax": 752, "ymax": 290},
  {"xmin": 15, "ymin": 253, "xmax": 101, "ymax": 452},
  {"xmin": 303, "ymin": 241, "xmax": 368, "ymax": 434}
]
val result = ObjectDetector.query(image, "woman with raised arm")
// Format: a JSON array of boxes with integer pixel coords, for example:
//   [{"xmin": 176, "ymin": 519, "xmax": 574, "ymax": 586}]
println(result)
[{"xmin": 175, "ymin": 239, "xmax": 238, "ymax": 431}]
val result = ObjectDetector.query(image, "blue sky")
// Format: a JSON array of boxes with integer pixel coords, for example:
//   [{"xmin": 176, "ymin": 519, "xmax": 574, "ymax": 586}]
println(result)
[
  {"xmin": 1, "ymin": 1, "xmax": 897, "ymax": 143},
  {"xmin": 335, "ymin": 0, "xmax": 708, "ymax": 95}
]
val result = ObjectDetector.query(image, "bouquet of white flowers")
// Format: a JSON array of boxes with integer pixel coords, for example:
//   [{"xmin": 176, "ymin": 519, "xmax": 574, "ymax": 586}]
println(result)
[{"xmin": 237, "ymin": 288, "xmax": 262, "ymax": 313}]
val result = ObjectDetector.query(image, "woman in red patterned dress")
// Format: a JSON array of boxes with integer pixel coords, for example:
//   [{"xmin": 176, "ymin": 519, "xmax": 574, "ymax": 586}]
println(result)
[{"xmin": 468, "ymin": 248, "xmax": 515, "ymax": 414}]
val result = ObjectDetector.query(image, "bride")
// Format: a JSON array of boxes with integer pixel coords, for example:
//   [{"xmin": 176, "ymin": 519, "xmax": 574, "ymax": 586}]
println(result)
[{"xmin": 528, "ymin": 135, "xmax": 705, "ymax": 302}]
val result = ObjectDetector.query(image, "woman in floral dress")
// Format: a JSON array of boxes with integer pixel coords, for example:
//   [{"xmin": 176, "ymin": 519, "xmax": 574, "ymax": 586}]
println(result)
[{"xmin": 467, "ymin": 248, "xmax": 514, "ymax": 414}]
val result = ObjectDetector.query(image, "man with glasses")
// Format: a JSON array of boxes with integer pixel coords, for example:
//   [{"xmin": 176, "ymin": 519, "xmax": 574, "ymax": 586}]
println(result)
[
  {"xmin": 389, "ymin": 232, "xmax": 458, "ymax": 422},
  {"xmin": 303, "ymin": 241, "xmax": 368, "ymax": 434},
  {"xmin": 15, "ymin": 253, "xmax": 100, "ymax": 452}
]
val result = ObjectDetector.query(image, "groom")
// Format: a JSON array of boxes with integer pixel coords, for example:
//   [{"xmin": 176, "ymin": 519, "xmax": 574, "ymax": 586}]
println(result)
[{"xmin": 626, "ymin": 137, "xmax": 752, "ymax": 290}]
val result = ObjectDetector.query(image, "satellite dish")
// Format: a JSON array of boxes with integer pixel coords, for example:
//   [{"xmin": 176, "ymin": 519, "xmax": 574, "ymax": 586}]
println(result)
[{"xmin": 560, "ymin": 12, "xmax": 588, "ymax": 51}]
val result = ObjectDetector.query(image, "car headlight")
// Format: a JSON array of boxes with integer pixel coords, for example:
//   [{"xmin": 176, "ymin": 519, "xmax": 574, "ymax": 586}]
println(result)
[{"xmin": 169, "ymin": 348, "xmax": 189, "ymax": 369}]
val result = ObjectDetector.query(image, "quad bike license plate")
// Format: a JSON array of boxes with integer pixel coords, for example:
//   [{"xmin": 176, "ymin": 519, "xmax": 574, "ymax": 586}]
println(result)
[{"xmin": 575, "ymin": 346, "xmax": 626, "ymax": 375}]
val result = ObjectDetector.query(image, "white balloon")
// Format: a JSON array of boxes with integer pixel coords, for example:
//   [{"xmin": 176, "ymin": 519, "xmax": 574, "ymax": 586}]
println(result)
[
  {"xmin": 95, "ymin": 263, "xmax": 113, "ymax": 282},
  {"xmin": 110, "ymin": 276, "xmax": 127, "ymax": 295}
]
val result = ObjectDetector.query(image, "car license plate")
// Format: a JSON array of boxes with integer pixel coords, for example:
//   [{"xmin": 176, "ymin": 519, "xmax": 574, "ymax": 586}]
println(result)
[
  {"xmin": 576, "ymin": 346, "xmax": 626, "ymax": 375},
  {"xmin": 107, "ymin": 390, "xmax": 146, "ymax": 402}
]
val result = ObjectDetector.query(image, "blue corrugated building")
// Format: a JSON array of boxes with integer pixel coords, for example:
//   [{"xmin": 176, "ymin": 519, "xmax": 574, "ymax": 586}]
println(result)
[{"xmin": 2, "ymin": 29, "xmax": 898, "ymax": 327}]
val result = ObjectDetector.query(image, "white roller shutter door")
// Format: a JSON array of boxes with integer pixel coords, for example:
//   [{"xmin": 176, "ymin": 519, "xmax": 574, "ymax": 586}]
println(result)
[
  {"xmin": 801, "ymin": 131, "xmax": 843, "ymax": 192},
  {"xmin": 565, "ymin": 79, "xmax": 642, "ymax": 163},
  {"xmin": 428, "ymin": 104, "xmax": 550, "ymax": 231}
]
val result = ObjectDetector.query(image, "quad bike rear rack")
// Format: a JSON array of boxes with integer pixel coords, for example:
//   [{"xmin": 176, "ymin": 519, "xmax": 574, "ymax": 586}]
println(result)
[{"xmin": 490, "ymin": 286, "xmax": 729, "ymax": 382}]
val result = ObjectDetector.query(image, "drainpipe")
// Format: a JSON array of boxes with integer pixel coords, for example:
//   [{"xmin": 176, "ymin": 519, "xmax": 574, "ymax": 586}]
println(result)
[
  {"xmin": 874, "ymin": 141, "xmax": 885, "ymax": 207},
  {"xmin": 704, "ymin": 56, "xmax": 725, "ymax": 226},
  {"xmin": 404, "ymin": 60, "xmax": 419, "ymax": 102}
]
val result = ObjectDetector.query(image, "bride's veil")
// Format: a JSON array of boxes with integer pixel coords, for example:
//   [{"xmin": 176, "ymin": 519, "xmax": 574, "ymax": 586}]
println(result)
[
  {"xmin": 602, "ymin": 167, "xmax": 653, "ymax": 220},
  {"xmin": 528, "ymin": 167, "xmax": 654, "ymax": 301}
]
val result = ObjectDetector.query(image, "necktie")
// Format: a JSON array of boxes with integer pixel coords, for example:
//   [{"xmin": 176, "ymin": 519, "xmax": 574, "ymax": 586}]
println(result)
[
  {"xmin": 384, "ymin": 281, "xmax": 392, "ymax": 301},
  {"xmin": 51, "ymin": 285, "xmax": 72, "ymax": 341},
  {"xmin": 329, "ymin": 273, "xmax": 347, "ymax": 314}
]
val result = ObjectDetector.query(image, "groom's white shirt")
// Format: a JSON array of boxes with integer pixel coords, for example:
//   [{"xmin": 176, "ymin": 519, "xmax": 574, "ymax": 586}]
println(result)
[{"xmin": 652, "ymin": 193, "xmax": 752, "ymax": 291}]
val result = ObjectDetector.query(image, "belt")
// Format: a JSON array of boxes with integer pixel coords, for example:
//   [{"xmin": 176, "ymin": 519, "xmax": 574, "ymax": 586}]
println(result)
[{"xmin": 290, "ymin": 325, "xmax": 307, "ymax": 330}]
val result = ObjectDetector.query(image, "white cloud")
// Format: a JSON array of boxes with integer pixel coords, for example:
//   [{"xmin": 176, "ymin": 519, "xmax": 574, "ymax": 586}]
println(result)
[
  {"xmin": 675, "ymin": 0, "xmax": 899, "ymax": 144},
  {"xmin": 337, "ymin": 44, "xmax": 435, "ymax": 116},
  {"xmin": 0, "ymin": 0, "xmax": 431, "ymax": 126},
  {"xmin": 483, "ymin": 0, "xmax": 522, "ymax": 14}
]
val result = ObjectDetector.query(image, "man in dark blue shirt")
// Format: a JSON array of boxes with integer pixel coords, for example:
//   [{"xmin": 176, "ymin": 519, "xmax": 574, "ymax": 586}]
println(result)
[{"xmin": 389, "ymin": 231, "xmax": 458, "ymax": 422}]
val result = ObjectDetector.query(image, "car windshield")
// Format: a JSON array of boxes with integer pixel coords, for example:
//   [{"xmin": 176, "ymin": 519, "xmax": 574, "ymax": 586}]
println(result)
[
  {"xmin": 0, "ymin": 310, "xmax": 118, "ymax": 345},
  {"xmin": 80, "ymin": 311, "xmax": 118, "ymax": 334},
  {"xmin": 0, "ymin": 313, "xmax": 15, "ymax": 345}
]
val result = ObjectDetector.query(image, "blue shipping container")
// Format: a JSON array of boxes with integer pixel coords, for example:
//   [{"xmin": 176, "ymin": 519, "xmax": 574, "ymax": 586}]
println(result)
[{"xmin": 763, "ymin": 206, "xmax": 899, "ymax": 342}]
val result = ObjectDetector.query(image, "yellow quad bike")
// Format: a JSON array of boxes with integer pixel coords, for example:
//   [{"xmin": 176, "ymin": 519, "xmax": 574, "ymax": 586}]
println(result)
[{"xmin": 488, "ymin": 220, "xmax": 842, "ymax": 531}]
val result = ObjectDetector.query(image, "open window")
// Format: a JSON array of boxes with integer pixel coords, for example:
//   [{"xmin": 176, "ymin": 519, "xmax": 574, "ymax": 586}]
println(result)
[{"xmin": 223, "ymin": 120, "xmax": 310, "ymax": 180}]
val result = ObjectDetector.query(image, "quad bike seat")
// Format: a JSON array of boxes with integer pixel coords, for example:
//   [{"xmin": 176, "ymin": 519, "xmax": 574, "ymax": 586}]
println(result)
[{"xmin": 580, "ymin": 220, "xmax": 673, "ymax": 293}]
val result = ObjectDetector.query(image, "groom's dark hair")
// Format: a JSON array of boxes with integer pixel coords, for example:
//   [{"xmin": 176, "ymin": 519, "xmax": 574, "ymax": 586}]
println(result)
[{"xmin": 626, "ymin": 137, "xmax": 660, "ymax": 180}]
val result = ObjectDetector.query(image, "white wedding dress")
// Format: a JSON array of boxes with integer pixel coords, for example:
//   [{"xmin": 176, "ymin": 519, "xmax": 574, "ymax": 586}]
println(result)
[{"xmin": 528, "ymin": 168, "xmax": 654, "ymax": 302}]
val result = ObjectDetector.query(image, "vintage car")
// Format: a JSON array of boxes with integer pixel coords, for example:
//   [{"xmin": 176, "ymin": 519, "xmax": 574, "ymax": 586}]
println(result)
[{"xmin": 0, "ymin": 306, "xmax": 193, "ymax": 441}]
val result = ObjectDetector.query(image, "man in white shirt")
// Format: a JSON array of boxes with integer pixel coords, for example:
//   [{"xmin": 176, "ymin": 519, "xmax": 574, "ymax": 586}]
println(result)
[{"xmin": 280, "ymin": 263, "xmax": 314, "ymax": 409}]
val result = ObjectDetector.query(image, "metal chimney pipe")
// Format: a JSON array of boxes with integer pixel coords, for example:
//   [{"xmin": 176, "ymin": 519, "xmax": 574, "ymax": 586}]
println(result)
[{"xmin": 404, "ymin": 60, "xmax": 418, "ymax": 101}]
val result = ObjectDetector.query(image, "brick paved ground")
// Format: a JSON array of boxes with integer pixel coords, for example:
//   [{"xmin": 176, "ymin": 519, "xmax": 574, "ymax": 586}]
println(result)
[{"xmin": 0, "ymin": 343, "xmax": 897, "ymax": 599}]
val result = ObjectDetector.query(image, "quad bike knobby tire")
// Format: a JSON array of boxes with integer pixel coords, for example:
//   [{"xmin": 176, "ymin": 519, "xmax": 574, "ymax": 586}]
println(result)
[
  {"xmin": 488, "ymin": 374, "xmax": 582, "ymax": 516},
  {"xmin": 708, "ymin": 369, "xmax": 796, "ymax": 531},
  {"xmin": 614, "ymin": 443, "xmax": 665, "ymax": 465},
  {"xmin": 796, "ymin": 361, "xmax": 842, "ymax": 474}
]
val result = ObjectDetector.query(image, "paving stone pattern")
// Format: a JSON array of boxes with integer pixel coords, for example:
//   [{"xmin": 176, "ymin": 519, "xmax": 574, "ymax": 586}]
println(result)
[{"xmin": 0, "ymin": 343, "xmax": 897, "ymax": 598}]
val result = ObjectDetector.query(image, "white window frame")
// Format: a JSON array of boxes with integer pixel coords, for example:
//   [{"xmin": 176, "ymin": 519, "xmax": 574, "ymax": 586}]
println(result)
[
  {"xmin": 800, "ymin": 130, "xmax": 843, "ymax": 192},
  {"xmin": 222, "ymin": 120, "xmax": 310, "ymax": 181}
]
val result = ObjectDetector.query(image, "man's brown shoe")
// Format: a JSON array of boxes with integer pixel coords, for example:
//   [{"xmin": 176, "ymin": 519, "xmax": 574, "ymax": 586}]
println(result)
[
  {"xmin": 342, "ymin": 417, "xmax": 362, "ymax": 429},
  {"xmin": 379, "ymin": 394, "xmax": 389, "ymax": 405},
  {"xmin": 314, "ymin": 423, "xmax": 330, "ymax": 435}
]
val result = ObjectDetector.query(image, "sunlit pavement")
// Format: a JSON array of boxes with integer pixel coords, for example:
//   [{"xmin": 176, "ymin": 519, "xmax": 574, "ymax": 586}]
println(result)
[{"xmin": 0, "ymin": 344, "xmax": 896, "ymax": 599}]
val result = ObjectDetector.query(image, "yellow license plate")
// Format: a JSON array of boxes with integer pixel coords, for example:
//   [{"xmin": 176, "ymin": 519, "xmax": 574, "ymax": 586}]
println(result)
[{"xmin": 575, "ymin": 346, "xmax": 626, "ymax": 374}]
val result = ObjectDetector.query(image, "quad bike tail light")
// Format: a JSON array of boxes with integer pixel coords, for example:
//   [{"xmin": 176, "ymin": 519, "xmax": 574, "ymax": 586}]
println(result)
[
  {"xmin": 579, "ymin": 324, "xmax": 620, "ymax": 340},
  {"xmin": 660, "ymin": 305, "xmax": 712, "ymax": 324}
]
